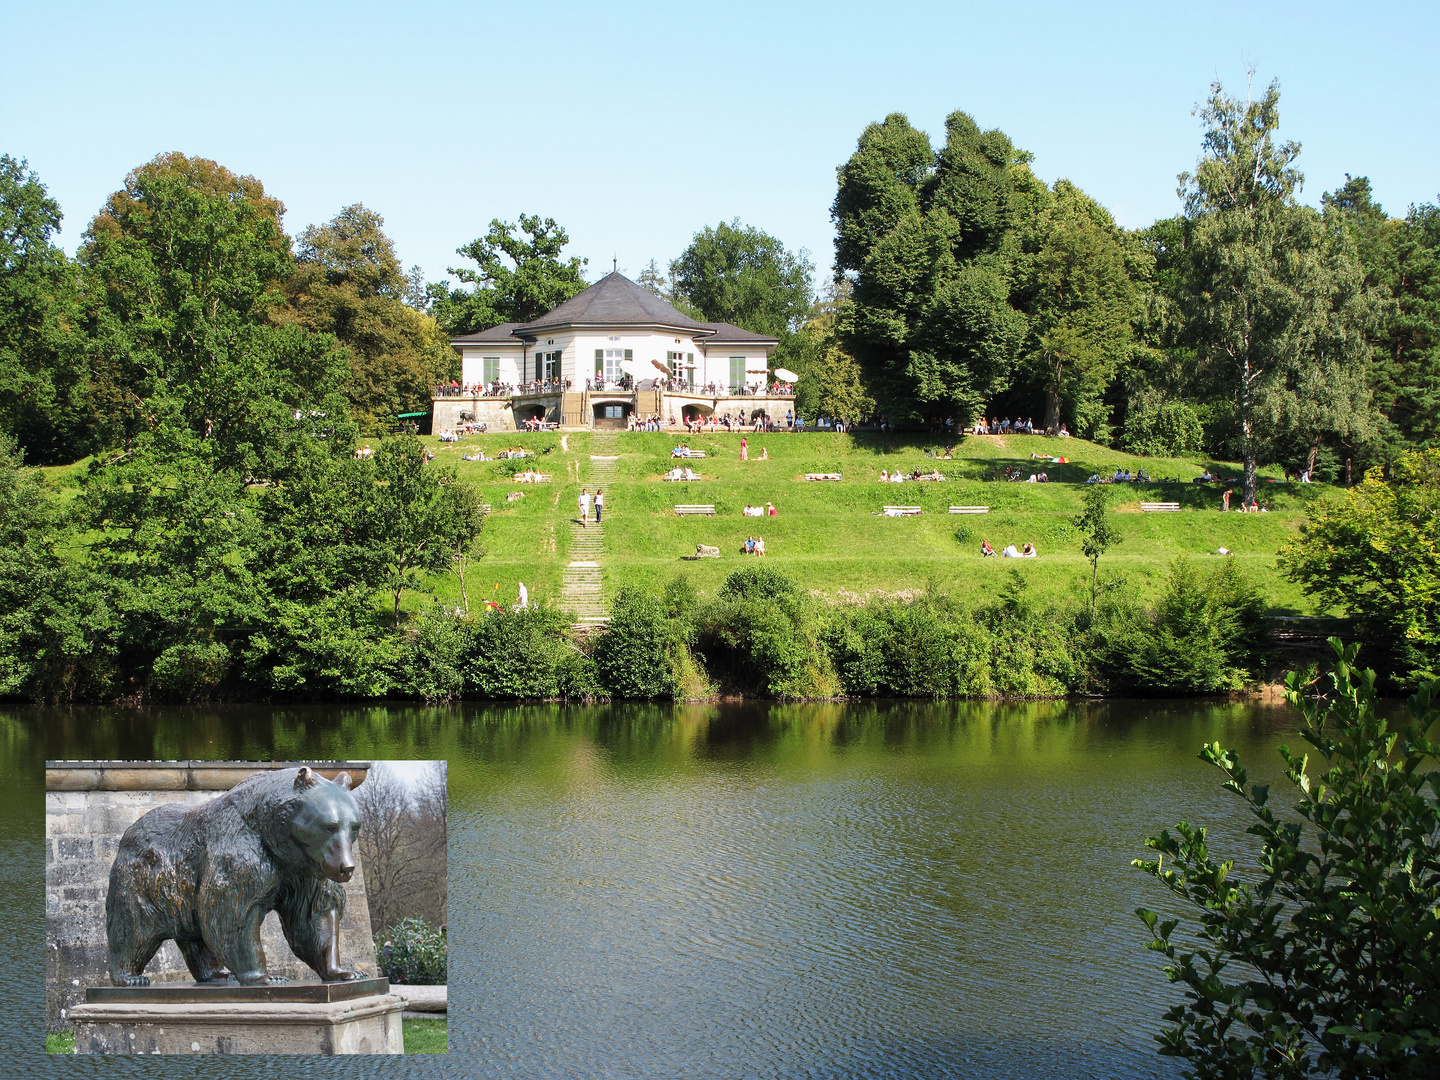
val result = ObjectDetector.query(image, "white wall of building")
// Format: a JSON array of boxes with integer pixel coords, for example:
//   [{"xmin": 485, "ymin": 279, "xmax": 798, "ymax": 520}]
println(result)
[{"xmin": 459, "ymin": 328, "xmax": 774, "ymax": 390}]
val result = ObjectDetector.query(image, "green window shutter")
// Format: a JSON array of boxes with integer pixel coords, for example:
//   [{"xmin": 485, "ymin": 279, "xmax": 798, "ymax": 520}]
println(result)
[
  {"xmin": 730, "ymin": 357, "xmax": 745, "ymax": 385},
  {"xmin": 624, "ymin": 349, "xmax": 632, "ymax": 361},
  {"xmin": 595, "ymin": 349, "xmax": 603, "ymax": 376}
]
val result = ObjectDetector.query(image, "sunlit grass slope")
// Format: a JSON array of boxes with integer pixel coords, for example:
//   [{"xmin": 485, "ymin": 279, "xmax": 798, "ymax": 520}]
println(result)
[{"xmin": 424, "ymin": 429, "xmax": 1333, "ymax": 615}]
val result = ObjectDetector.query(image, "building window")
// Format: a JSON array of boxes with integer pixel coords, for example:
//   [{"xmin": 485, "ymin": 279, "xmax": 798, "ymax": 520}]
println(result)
[
  {"xmin": 602, "ymin": 405, "xmax": 624, "ymax": 419},
  {"xmin": 730, "ymin": 357, "xmax": 746, "ymax": 387},
  {"xmin": 483, "ymin": 357, "xmax": 499, "ymax": 383},
  {"xmin": 543, "ymin": 351, "xmax": 559, "ymax": 381},
  {"xmin": 604, "ymin": 349, "xmax": 626, "ymax": 382}
]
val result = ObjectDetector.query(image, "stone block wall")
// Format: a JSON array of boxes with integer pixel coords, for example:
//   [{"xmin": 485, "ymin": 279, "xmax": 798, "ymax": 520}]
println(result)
[{"xmin": 45, "ymin": 761, "xmax": 379, "ymax": 1031}]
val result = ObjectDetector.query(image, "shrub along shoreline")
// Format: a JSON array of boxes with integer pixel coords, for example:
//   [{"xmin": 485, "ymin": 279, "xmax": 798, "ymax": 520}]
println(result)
[{"xmin": 401, "ymin": 560, "xmax": 1273, "ymax": 704}]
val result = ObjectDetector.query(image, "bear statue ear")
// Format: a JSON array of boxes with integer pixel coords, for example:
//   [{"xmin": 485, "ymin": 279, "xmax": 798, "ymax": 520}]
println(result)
[
  {"xmin": 294, "ymin": 766, "xmax": 317, "ymax": 791},
  {"xmin": 333, "ymin": 772, "xmax": 353, "ymax": 791}
]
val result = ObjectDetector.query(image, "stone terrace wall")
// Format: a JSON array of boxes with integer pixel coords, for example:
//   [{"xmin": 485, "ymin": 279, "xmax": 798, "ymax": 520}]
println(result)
[{"xmin": 46, "ymin": 761, "xmax": 379, "ymax": 1031}]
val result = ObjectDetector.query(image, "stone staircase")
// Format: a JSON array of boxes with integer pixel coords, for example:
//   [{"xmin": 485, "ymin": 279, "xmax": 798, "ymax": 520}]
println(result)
[{"xmin": 559, "ymin": 433, "xmax": 620, "ymax": 626}]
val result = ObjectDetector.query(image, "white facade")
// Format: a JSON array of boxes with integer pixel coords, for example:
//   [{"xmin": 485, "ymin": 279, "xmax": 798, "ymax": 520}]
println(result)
[{"xmin": 458, "ymin": 327, "xmax": 771, "ymax": 391}]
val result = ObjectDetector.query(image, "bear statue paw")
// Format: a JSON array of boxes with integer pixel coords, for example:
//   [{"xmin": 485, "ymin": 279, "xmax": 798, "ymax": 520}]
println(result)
[
  {"xmin": 325, "ymin": 968, "xmax": 366, "ymax": 982},
  {"xmin": 120, "ymin": 975, "xmax": 150, "ymax": 987},
  {"xmin": 236, "ymin": 973, "xmax": 288, "ymax": 986}
]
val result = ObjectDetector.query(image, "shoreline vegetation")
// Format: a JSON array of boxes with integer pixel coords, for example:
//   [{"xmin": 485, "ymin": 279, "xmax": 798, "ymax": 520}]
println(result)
[{"xmin": 12, "ymin": 424, "xmax": 1424, "ymax": 707}]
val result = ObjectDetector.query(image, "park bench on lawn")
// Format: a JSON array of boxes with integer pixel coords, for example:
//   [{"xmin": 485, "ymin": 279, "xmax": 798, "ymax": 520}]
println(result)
[
  {"xmin": 948, "ymin": 506, "xmax": 990, "ymax": 514},
  {"xmin": 675, "ymin": 504, "xmax": 716, "ymax": 516},
  {"xmin": 1140, "ymin": 501, "xmax": 1181, "ymax": 512},
  {"xmin": 663, "ymin": 472, "xmax": 702, "ymax": 481},
  {"xmin": 879, "ymin": 506, "xmax": 923, "ymax": 516},
  {"xmin": 805, "ymin": 473, "xmax": 843, "ymax": 481}
]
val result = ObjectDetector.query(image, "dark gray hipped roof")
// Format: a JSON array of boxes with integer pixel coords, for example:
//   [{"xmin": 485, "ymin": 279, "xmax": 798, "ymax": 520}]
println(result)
[
  {"xmin": 699, "ymin": 321, "xmax": 780, "ymax": 345},
  {"xmin": 449, "ymin": 322, "xmax": 527, "ymax": 344},
  {"xmin": 448, "ymin": 273, "xmax": 779, "ymax": 347},
  {"xmin": 519, "ymin": 272, "xmax": 708, "ymax": 332}
]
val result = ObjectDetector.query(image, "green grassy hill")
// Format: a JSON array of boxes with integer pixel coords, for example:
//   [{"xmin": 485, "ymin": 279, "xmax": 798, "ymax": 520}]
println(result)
[{"xmin": 425, "ymin": 429, "xmax": 1332, "ymax": 616}]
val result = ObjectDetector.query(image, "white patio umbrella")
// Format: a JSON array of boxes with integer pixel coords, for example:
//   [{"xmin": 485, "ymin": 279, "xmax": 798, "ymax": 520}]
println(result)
[{"xmin": 773, "ymin": 367, "xmax": 799, "ymax": 382}]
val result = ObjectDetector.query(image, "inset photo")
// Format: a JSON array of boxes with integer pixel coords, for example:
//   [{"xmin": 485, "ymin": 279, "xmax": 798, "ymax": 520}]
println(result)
[{"xmin": 45, "ymin": 758, "xmax": 447, "ymax": 1055}]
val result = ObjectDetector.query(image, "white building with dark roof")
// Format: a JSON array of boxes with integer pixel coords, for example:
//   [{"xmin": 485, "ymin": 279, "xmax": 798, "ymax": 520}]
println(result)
[{"xmin": 436, "ymin": 271, "xmax": 793, "ymax": 431}]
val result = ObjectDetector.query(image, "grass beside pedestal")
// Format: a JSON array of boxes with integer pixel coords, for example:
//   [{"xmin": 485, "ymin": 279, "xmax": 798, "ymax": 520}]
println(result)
[{"xmin": 403, "ymin": 1017, "xmax": 447, "ymax": 1054}]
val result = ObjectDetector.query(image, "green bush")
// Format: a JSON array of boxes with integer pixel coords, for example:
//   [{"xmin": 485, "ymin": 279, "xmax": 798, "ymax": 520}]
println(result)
[
  {"xmin": 375, "ymin": 918, "xmax": 447, "ymax": 985},
  {"xmin": 401, "ymin": 605, "xmax": 473, "ymax": 701},
  {"xmin": 464, "ymin": 606, "xmax": 598, "ymax": 700},
  {"xmin": 1100, "ymin": 556, "xmax": 1267, "ymax": 693},
  {"xmin": 695, "ymin": 567, "xmax": 838, "ymax": 698},
  {"xmin": 593, "ymin": 587, "xmax": 680, "ymax": 699}
]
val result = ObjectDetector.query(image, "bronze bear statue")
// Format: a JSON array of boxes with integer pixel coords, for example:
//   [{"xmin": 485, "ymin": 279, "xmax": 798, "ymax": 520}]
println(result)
[{"xmin": 105, "ymin": 766, "xmax": 367, "ymax": 987}]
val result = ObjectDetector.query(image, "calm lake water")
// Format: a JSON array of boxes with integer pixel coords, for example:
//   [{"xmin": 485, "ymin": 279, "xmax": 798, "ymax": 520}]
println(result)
[{"xmin": 6, "ymin": 698, "xmax": 1308, "ymax": 1077}]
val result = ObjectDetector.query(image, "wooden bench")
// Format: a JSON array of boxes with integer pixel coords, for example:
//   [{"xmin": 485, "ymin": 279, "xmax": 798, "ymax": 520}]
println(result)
[
  {"xmin": 675, "ymin": 505, "xmax": 716, "ymax": 516},
  {"xmin": 948, "ymin": 506, "xmax": 990, "ymax": 514},
  {"xmin": 880, "ymin": 506, "xmax": 923, "ymax": 516},
  {"xmin": 663, "ymin": 474, "xmax": 702, "ymax": 481},
  {"xmin": 671, "ymin": 450, "xmax": 707, "ymax": 459},
  {"xmin": 805, "ymin": 473, "xmax": 843, "ymax": 481},
  {"xmin": 1141, "ymin": 502, "xmax": 1182, "ymax": 512}
]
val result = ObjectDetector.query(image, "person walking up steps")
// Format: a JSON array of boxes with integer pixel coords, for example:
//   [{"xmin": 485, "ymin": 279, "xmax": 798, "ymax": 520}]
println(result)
[
  {"xmin": 594, "ymin": 488, "xmax": 604, "ymax": 524},
  {"xmin": 578, "ymin": 488, "xmax": 591, "ymax": 526}
]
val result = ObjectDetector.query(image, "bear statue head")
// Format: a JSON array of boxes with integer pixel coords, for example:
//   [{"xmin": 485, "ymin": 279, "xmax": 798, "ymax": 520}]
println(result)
[{"xmin": 289, "ymin": 767, "xmax": 362, "ymax": 883}]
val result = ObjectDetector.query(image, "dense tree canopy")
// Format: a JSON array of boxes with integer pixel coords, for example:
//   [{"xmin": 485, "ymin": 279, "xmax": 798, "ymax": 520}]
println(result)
[
  {"xmin": 832, "ymin": 111, "xmax": 1045, "ymax": 426},
  {"xmin": 1177, "ymin": 80, "xmax": 1383, "ymax": 503},
  {"xmin": 430, "ymin": 214, "xmax": 588, "ymax": 334},
  {"xmin": 279, "ymin": 203, "xmax": 454, "ymax": 432},
  {"xmin": 669, "ymin": 219, "xmax": 814, "ymax": 343},
  {"xmin": 0, "ymin": 156, "xmax": 85, "ymax": 464}
]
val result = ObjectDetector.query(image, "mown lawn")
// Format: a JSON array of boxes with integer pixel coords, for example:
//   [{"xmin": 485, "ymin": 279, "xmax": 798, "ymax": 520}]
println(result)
[
  {"xmin": 403, "ymin": 1017, "xmax": 447, "ymax": 1053},
  {"xmin": 418, "ymin": 428, "xmax": 1336, "ymax": 615}
]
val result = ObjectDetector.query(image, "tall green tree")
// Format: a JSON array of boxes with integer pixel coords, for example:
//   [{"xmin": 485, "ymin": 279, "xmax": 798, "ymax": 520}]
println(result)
[
  {"xmin": 791, "ymin": 279, "xmax": 874, "ymax": 424},
  {"xmin": 1179, "ymin": 80, "xmax": 1384, "ymax": 504},
  {"xmin": 1017, "ymin": 179, "xmax": 1140, "ymax": 437},
  {"xmin": 669, "ymin": 219, "xmax": 813, "ymax": 343},
  {"xmin": 354, "ymin": 437, "xmax": 486, "ymax": 623},
  {"xmin": 431, "ymin": 215, "xmax": 587, "ymax": 334},
  {"xmin": 1326, "ymin": 177, "xmax": 1440, "ymax": 450},
  {"xmin": 0, "ymin": 433, "xmax": 115, "ymax": 701},
  {"xmin": 1074, "ymin": 483, "xmax": 1120, "ymax": 613},
  {"xmin": 279, "ymin": 203, "xmax": 454, "ymax": 431},
  {"xmin": 832, "ymin": 111, "xmax": 1044, "ymax": 427},
  {"xmin": 0, "ymin": 155, "xmax": 87, "ymax": 464}
]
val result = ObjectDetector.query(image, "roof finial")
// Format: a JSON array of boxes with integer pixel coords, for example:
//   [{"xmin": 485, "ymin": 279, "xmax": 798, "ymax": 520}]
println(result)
[{"xmin": 613, "ymin": 255, "xmax": 617, "ymax": 273}]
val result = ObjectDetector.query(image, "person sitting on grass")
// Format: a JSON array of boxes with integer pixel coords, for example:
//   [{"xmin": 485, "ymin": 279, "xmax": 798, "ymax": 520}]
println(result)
[
  {"xmin": 766, "ymin": 502, "xmax": 776, "ymax": 516},
  {"xmin": 754, "ymin": 536, "xmax": 766, "ymax": 557},
  {"xmin": 981, "ymin": 540, "xmax": 996, "ymax": 557},
  {"xmin": 1001, "ymin": 543, "xmax": 1021, "ymax": 557},
  {"xmin": 1021, "ymin": 542, "xmax": 1037, "ymax": 557},
  {"xmin": 743, "ymin": 536, "xmax": 756, "ymax": 554}
]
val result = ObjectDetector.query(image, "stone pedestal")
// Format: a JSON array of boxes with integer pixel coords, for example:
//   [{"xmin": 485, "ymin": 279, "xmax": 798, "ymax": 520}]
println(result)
[{"xmin": 70, "ymin": 978, "xmax": 405, "ymax": 1054}]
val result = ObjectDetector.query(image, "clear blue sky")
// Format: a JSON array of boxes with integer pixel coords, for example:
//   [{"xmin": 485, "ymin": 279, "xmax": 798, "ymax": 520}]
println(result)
[{"xmin": 3, "ymin": 0, "xmax": 1436, "ymax": 289}]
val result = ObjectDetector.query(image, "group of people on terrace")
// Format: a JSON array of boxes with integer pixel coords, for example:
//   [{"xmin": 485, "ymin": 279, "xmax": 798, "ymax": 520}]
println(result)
[{"xmin": 971, "ymin": 415, "xmax": 1070, "ymax": 438}]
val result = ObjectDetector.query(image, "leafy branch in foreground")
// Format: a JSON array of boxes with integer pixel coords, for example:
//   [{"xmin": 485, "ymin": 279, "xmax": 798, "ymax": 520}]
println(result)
[{"xmin": 1134, "ymin": 639, "xmax": 1440, "ymax": 1079}]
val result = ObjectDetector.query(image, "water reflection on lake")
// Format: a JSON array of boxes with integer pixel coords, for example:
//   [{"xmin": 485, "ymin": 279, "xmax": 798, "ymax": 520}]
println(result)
[{"xmin": 7, "ymin": 697, "xmax": 1304, "ymax": 1077}]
